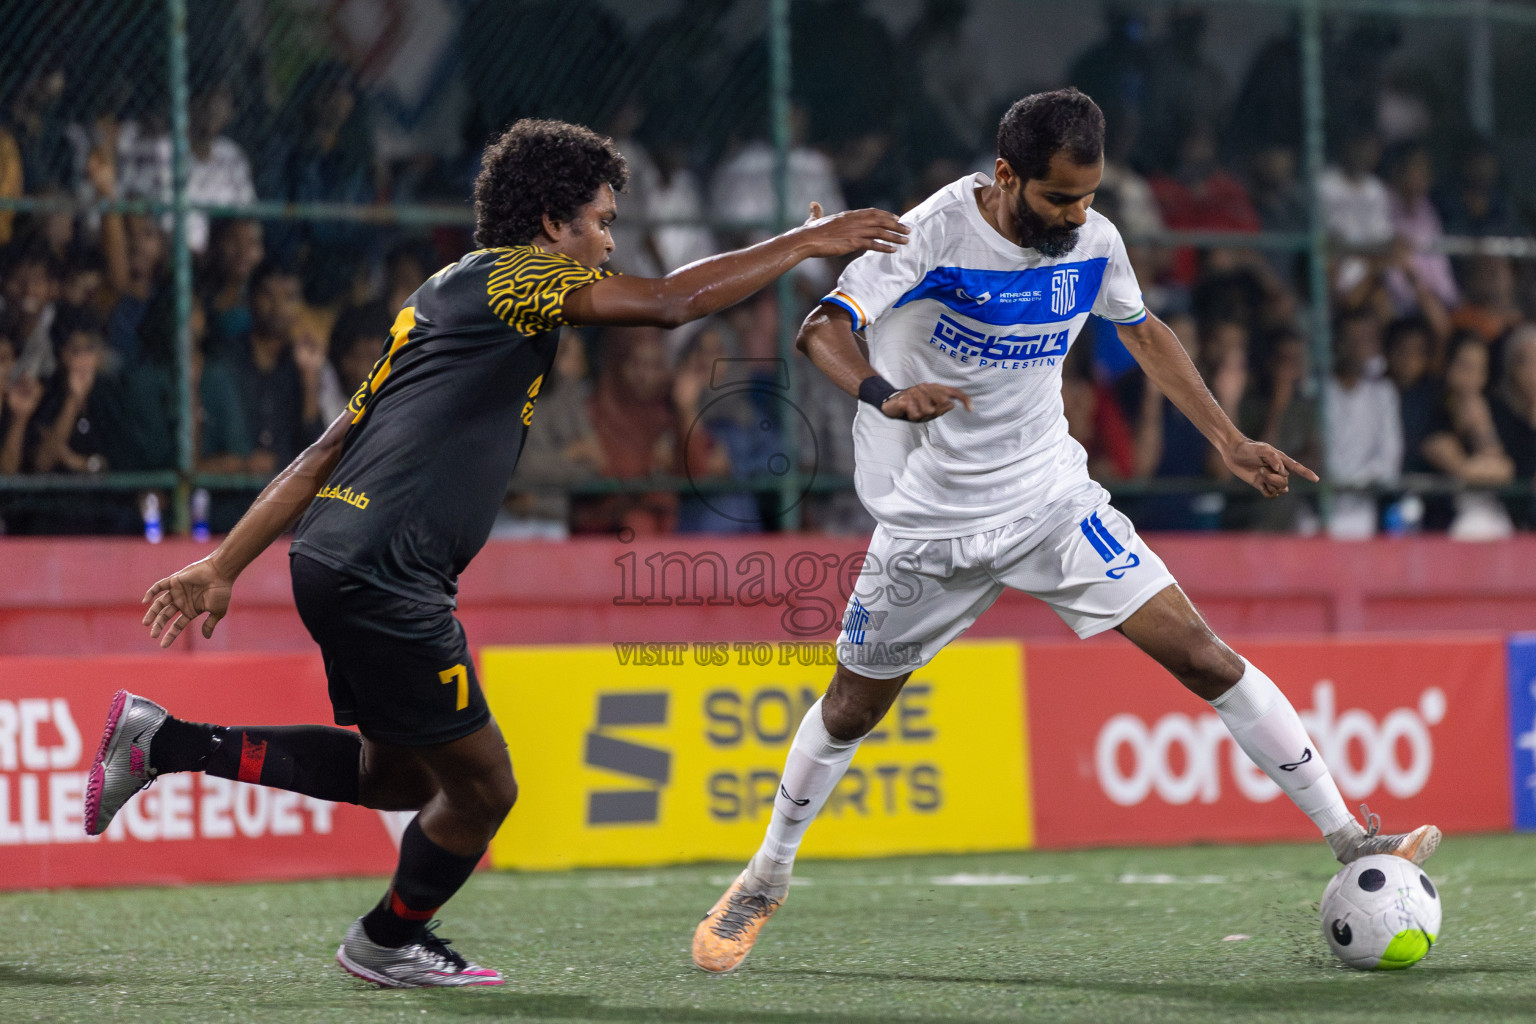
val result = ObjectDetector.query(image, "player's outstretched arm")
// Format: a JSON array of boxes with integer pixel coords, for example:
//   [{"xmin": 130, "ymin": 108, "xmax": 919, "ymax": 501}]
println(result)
[
  {"xmin": 796, "ymin": 303, "xmax": 971, "ymax": 422},
  {"xmin": 141, "ymin": 410, "xmax": 354, "ymax": 648},
  {"xmin": 1116, "ymin": 314, "xmax": 1319, "ymax": 498},
  {"xmin": 562, "ymin": 203, "xmax": 908, "ymax": 328}
]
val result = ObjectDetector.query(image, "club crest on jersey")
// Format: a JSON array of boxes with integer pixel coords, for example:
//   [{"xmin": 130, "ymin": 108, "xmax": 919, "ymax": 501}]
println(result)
[
  {"xmin": 954, "ymin": 287, "xmax": 991, "ymax": 304},
  {"xmin": 928, "ymin": 314, "xmax": 1069, "ymax": 370},
  {"xmin": 1051, "ymin": 268, "xmax": 1079, "ymax": 317}
]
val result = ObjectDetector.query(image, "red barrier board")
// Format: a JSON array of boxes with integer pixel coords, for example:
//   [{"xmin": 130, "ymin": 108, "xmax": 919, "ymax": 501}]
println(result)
[
  {"xmin": 1025, "ymin": 637, "xmax": 1510, "ymax": 848},
  {"xmin": 0, "ymin": 654, "xmax": 400, "ymax": 890}
]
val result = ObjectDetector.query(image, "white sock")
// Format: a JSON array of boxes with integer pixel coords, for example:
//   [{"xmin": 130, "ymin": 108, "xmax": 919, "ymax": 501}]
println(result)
[
  {"xmin": 746, "ymin": 697, "xmax": 862, "ymax": 893},
  {"xmin": 1210, "ymin": 658, "xmax": 1356, "ymax": 837}
]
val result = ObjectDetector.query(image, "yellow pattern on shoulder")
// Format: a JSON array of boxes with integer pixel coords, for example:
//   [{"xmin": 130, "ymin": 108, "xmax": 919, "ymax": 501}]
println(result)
[{"xmin": 486, "ymin": 246, "xmax": 609, "ymax": 336}]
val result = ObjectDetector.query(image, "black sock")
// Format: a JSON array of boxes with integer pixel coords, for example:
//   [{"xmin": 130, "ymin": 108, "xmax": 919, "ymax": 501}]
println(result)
[
  {"xmin": 148, "ymin": 717, "xmax": 224, "ymax": 773},
  {"xmin": 203, "ymin": 726, "xmax": 362, "ymax": 804},
  {"xmin": 362, "ymin": 817, "xmax": 484, "ymax": 948}
]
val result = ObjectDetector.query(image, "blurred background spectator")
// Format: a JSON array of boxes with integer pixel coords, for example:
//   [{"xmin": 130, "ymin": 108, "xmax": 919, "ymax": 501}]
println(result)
[
  {"xmin": 502, "ymin": 329, "xmax": 605, "ymax": 540},
  {"xmin": 1326, "ymin": 309, "xmax": 1403, "ymax": 538},
  {"xmin": 230, "ymin": 261, "xmax": 324, "ymax": 474},
  {"xmin": 200, "ymin": 218, "xmax": 263, "ymax": 358},
  {"xmin": 1421, "ymin": 332, "xmax": 1514, "ymax": 538},
  {"xmin": 30, "ymin": 309, "xmax": 113, "ymax": 476},
  {"xmin": 571, "ymin": 324, "xmax": 725, "ymax": 537},
  {"xmin": 3, "ymin": 0, "xmax": 1536, "ymax": 544}
]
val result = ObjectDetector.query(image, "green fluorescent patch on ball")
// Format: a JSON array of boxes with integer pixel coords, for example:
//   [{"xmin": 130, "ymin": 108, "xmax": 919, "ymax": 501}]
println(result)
[{"xmin": 1376, "ymin": 929, "xmax": 1436, "ymax": 969}]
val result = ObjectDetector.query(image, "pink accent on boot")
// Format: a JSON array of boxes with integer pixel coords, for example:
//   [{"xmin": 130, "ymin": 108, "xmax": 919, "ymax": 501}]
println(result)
[
  {"xmin": 83, "ymin": 763, "xmax": 105, "ymax": 835},
  {"xmin": 82, "ymin": 690, "xmax": 128, "ymax": 836}
]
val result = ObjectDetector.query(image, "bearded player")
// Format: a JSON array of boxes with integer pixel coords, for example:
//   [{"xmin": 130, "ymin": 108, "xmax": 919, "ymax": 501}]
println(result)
[
  {"xmin": 692, "ymin": 89, "xmax": 1440, "ymax": 973},
  {"xmin": 82, "ymin": 118, "xmax": 908, "ymax": 988}
]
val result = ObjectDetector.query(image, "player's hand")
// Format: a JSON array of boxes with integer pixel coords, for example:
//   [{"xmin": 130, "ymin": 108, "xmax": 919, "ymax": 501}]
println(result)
[
  {"xmin": 5, "ymin": 374, "xmax": 43, "ymax": 420},
  {"xmin": 86, "ymin": 143, "xmax": 116, "ymax": 199},
  {"xmin": 142, "ymin": 557, "xmax": 234, "ymax": 648},
  {"xmin": 880, "ymin": 382, "xmax": 973, "ymax": 422},
  {"xmin": 794, "ymin": 202, "xmax": 910, "ymax": 258},
  {"xmin": 292, "ymin": 326, "xmax": 327, "ymax": 385},
  {"xmin": 1224, "ymin": 439, "xmax": 1318, "ymax": 498}
]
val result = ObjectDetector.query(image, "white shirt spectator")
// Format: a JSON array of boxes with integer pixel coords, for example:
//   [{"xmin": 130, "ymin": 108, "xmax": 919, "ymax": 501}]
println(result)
[
  {"xmin": 116, "ymin": 129, "xmax": 255, "ymax": 254},
  {"xmin": 1317, "ymin": 166, "xmax": 1393, "ymax": 248},
  {"xmin": 605, "ymin": 139, "xmax": 663, "ymax": 279},
  {"xmin": 3, "ymin": 302, "xmax": 55, "ymax": 381},
  {"xmin": 650, "ymin": 167, "xmax": 718, "ymax": 273},
  {"xmin": 1324, "ymin": 372, "xmax": 1402, "ymax": 486},
  {"xmin": 711, "ymin": 141, "xmax": 846, "ymax": 290},
  {"xmin": 1097, "ymin": 161, "xmax": 1165, "ymax": 242},
  {"xmin": 710, "ymin": 140, "xmax": 846, "ymax": 233}
]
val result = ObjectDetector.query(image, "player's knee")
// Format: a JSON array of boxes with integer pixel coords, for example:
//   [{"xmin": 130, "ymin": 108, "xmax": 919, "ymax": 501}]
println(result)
[
  {"xmin": 451, "ymin": 772, "xmax": 518, "ymax": 829},
  {"xmin": 362, "ymin": 785, "xmax": 437, "ymax": 812},
  {"xmin": 1176, "ymin": 640, "xmax": 1243, "ymax": 701},
  {"xmin": 492, "ymin": 775, "xmax": 519, "ymax": 820},
  {"xmin": 822, "ymin": 668, "xmax": 906, "ymax": 740},
  {"xmin": 358, "ymin": 761, "xmax": 438, "ymax": 812}
]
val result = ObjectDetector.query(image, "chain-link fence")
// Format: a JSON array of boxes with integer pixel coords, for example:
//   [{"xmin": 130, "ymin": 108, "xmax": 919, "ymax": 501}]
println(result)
[{"xmin": 1, "ymin": 0, "xmax": 1534, "ymax": 539}]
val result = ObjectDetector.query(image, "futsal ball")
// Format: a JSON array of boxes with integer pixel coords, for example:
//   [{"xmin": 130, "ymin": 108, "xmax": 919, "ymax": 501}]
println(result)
[{"xmin": 1320, "ymin": 854, "xmax": 1441, "ymax": 970}]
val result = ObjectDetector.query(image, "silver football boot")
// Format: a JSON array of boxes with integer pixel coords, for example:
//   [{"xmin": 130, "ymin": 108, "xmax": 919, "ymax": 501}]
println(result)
[
  {"xmin": 1326, "ymin": 804, "xmax": 1442, "ymax": 866},
  {"xmin": 336, "ymin": 918, "xmax": 504, "ymax": 987},
  {"xmin": 84, "ymin": 690, "xmax": 168, "ymax": 836}
]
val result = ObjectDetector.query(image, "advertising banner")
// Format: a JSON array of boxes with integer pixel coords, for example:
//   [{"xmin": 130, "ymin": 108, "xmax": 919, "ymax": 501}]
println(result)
[
  {"xmin": 1507, "ymin": 635, "xmax": 1536, "ymax": 831},
  {"xmin": 480, "ymin": 641, "xmax": 1030, "ymax": 869},
  {"xmin": 1026, "ymin": 637, "xmax": 1509, "ymax": 848},
  {"xmin": 0, "ymin": 654, "xmax": 400, "ymax": 890}
]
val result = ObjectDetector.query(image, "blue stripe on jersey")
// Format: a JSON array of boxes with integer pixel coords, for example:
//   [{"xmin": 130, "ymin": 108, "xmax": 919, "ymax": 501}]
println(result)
[
  {"xmin": 891, "ymin": 258, "xmax": 1109, "ymax": 327},
  {"xmin": 1080, "ymin": 517, "xmax": 1114, "ymax": 561}
]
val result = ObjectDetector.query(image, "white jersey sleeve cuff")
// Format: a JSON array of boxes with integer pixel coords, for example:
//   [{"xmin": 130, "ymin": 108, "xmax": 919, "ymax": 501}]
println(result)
[
  {"xmin": 1099, "ymin": 304, "xmax": 1149, "ymax": 326},
  {"xmin": 823, "ymin": 291, "xmax": 869, "ymax": 330}
]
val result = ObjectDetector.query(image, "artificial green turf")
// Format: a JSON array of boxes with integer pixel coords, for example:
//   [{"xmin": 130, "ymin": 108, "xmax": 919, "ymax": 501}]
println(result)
[{"xmin": 2, "ymin": 834, "xmax": 1533, "ymax": 1023}]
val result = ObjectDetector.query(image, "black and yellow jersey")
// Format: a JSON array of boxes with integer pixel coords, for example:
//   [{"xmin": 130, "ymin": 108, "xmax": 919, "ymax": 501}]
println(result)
[{"xmin": 290, "ymin": 245, "xmax": 609, "ymax": 605}]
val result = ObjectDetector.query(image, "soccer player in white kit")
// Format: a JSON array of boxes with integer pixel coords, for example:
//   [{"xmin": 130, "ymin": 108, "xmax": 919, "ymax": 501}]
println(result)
[{"xmin": 692, "ymin": 88, "xmax": 1442, "ymax": 974}]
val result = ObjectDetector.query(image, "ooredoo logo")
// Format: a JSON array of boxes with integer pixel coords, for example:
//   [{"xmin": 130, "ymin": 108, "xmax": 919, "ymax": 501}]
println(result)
[{"xmin": 1094, "ymin": 682, "xmax": 1447, "ymax": 808}]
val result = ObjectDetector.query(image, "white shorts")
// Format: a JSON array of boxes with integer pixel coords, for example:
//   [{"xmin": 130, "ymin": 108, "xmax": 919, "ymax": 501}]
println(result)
[{"xmin": 835, "ymin": 500, "xmax": 1176, "ymax": 679}]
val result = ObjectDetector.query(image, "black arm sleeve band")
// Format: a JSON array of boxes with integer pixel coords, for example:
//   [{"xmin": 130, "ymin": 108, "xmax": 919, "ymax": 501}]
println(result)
[{"xmin": 858, "ymin": 375, "xmax": 902, "ymax": 409}]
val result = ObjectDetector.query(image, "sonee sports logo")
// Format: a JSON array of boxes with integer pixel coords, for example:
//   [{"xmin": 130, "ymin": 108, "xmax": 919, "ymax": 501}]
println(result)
[{"xmin": 584, "ymin": 693, "xmax": 671, "ymax": 825}]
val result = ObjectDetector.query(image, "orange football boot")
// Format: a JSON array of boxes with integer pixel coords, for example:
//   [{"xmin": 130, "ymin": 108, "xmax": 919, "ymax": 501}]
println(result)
[{"xmin": 692, "ymin": 871, "xmax": 783, "ymax": 973}]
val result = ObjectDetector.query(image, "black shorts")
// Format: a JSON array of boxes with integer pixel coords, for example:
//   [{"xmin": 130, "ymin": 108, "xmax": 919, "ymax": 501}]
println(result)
[{"xmin": 290, "ymin": 553, "xmax": 490, "ymax": 746}]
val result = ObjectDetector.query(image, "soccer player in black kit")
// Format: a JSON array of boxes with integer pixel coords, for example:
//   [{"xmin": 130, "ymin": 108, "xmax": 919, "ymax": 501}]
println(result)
[{"xmin": 83, "ymin": 119, "xmax": 908, "ymax": 987}]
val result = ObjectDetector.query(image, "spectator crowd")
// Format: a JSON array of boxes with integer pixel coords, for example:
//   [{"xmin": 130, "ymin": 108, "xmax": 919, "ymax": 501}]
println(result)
[{"xmin": 1, "ymin": 0, "xmax": 1535, "ymax": 539}]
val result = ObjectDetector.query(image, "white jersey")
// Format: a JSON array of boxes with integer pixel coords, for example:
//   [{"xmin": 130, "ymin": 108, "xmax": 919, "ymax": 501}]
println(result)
[{"xmin": 824, "ymin": 173, "xmax": 1147, "ymax": 539}]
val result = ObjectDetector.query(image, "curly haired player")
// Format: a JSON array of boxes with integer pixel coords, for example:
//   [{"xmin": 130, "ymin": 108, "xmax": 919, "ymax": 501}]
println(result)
[{"xmin": 84, "ymin": 118, "xmax": 907, "ymax": 988}]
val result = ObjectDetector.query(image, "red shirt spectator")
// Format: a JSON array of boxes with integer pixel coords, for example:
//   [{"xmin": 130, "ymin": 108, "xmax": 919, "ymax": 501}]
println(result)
[
  {"xmin": 574, "ymin": 325, "xmax": 721, "ymax": 536},
  {"xmin": 1148, "ymin": 123, "xmax": 1260, "ymax": 284}
]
